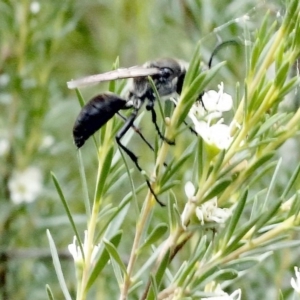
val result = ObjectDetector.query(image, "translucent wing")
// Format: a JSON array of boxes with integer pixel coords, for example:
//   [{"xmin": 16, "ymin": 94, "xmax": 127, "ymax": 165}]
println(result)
[{"xmin": 67, "ymin": 66, "xmax": 160, "ymax": 89}]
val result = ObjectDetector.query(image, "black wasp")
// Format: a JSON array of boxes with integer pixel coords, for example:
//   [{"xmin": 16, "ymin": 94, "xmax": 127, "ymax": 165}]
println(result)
[{"xmin": 68, "ymin": 41, "xmax": 236, "ymax": 205}]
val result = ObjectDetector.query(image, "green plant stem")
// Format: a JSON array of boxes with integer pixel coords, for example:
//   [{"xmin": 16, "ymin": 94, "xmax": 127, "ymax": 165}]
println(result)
[
  {"xmin": 120, "ymin": 191, "xmax": 155, "ymax": 300},
  {"xmin": 77, "ymin": 199, "xmax": 101, "ymax": 300},
  {"xmin": 78, "ymin": 120, "xmax": 115, "ymax": 299},
  {"xmin": 120, "ymin": 128, "xmax": 173, "ymax": 299}
]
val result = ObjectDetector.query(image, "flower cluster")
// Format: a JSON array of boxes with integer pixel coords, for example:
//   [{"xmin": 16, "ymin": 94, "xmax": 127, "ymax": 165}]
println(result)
[
  {"xmin": 188, "ymin": 82, "xmax": 234, "ymax": 151},
  {"xmin": 182, "ymin": 182, "xmax": 231, "ymax": 227},
  {"xmin": 8, "ymin": 166, "xmax": 43, "ymax": 204},
  {"xmin": 196, "ymin": 197, "xmax": 231, "ymax": 225}
]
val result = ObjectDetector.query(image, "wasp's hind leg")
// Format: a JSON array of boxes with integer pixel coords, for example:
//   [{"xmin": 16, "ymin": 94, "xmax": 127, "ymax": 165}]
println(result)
[
  {"xmin": 117, "ymin": 112, "xmax": 154, "ymax": 152},
  {"xmin": 146, "ymin": 101, "xmax": 175, "ymax": 145},
  {"xmin": 116, "ymin": 109, "xmax": 165, "ymax": 206}
]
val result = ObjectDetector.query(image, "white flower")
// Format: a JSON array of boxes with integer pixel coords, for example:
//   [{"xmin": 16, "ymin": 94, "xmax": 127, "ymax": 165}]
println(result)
[
  {"xmin": 196, "ymin": 198, "xmax": 231, "ymax": 225},
  {"xmin": 291, "ymin": 266, "xmax": 300, "ymax": 294},
  {"xmin": 0, "ymin": 139, "xmax": 9, "ymax": 156},
  {"xmin": 8, "ymin": 166, "xmax": 43, "ymax": 204},
  {"xmin": 30, "ymin": 1, "xmax": 40, "ymax": 14},
  {"xmin": 202, "ymin": 82, "xmax": 233, "ymax": 113},
  {"xmin": 188, "ymin": 83, "xmax": 233, "ymax": 151},
  {"xmin": 40, "ymin": 135, "xmax": 55, "ymax": 150},
  {"xmin": 68, "ymin": 230, "xmax": 99, "ymax": 264},
  {"xmin": 202, "ymin": 288, "xmax": 241, "ymax": 300},
  {"xmin": 192, "ymin": 120, "xmax": 233, "ymax": 150},
  {"xmin": 0, "ymin": 74, "xmax": 10, "ymax": 87}
]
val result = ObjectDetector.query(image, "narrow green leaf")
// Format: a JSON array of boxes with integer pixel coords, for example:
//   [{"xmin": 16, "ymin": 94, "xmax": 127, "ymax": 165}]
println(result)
[
  {"xmin": 249, "ymin": 80, "xmax": 271, "ymax": 112},
  {"xmin": 197, "ymin": 137, "xmax": 204, "ymax": 180},
  {"xmin": 159, "ymin": 180, "xmax": 180, "ymax": 195},
  {"xmin": 252, "ymin": 200, "xmax": 282, "ymax": 235},
  {"xmin": 206, "ymin": 268, "xmax": 238, "ymax": 282},
  {"xmin": 109, "ymin": 57, "xmax": 120, "ymax": 92},
  {"xmin": 176, "ymin": 236, "xmax": 207, "ymax": 286},
  {"xmin": 77, "ymin": 150, "xmax": 91, "ymax": 217},
  {"xmin": 96, "ymin": 190, "xmax": 132, "ymax": 240},
  {"xmin": 148, "ymin": 76, "xmax": 166, "ymax": 123},
  {"xmin": 110, "ymin": 255, "xmax": 123, "ymax": 287},
  {"xmin": 275, "ymin": 62, "xmax": 290, "ymax": 88},
  {"xmin": 288, "ymin": 192, "xmax": 300, "ymax": 218},
  {"xmin": 190, "ymin": 242, "xmax": 215, "ymax": 289},
  {"xmin": 45, "ymin": 284, "xmax": 55, "ymax": 300},
  {"xmin": 257, "ymin": 239, "xmax": 300, "ymax": 252},
  {"xmin": 46, "ymin": 230, "xmax": 72, "ymax": 300},
  {"xmin": 182, "ymin": 42, "xmax": 201, "ymax": 89},
  {"xmin": 248, "ymin": 161, "xmax": 277, "ymax": 188},
  {"xmin": 212, "ymin": 150, "xmax": 225, "ymax": 175},
  {"xmin": 283, "ymin": 0, "xmax": 299, "ymax": 30},
  {"xmin": 193, "ymin": 268, "xmax": 239, "ymax": 291},
  {"xmin": 147, "ymin": 274, "xmax": 158, "ymax": 300},
  {"xmin": 244, "ymin": 152, "xmax": 275, "ymax": 177},
  {"xmin": 86, "ymin": 231, "xmax": 122, "ymax": 291},
  {"xmin": 51, "ymin": 172, "xmax": 84, "ymax": 259},
  {"xmin": 128, "ymin": 281, "xmax": 144, "ymax": 295},
  {"xmin": 94, "ymin": 146, "xmax": 114, "ymax": 202},
  {"xmin": 173, "ymin": 261, "xmax": 188, "ymax": 284},
  {"xmin": 259, "ymin": 16, "xmax": 276, "ymax": 47},
  {"xmin": 222, "ymin": 190, "xmax": 248, "ymax": 249},
  {"xmin": 160, "ymin": 152, "xmax": 191, "ymax": 185},
  {"xmin": 256, "ymin": 114, "xmax": 287, "ymax": 137},
  {"xmin": 75, "ymin": 88, "xmax": 85, "ymax": 107},
  {"xmin": 224, "ymin": 257, "xmax": 261, "ymax": 272},
  {"xmin": 275, "ymin": 42, "xmax": 285, "ymax": 72},
  {"xmin": 138, "ymin": 224, "xmax": 168, "ymax": 253},
  {"xmin": 155, "ymin": 249, "xmax": 170, "ymax": 286},
  {"xmin": 278, "ymin": 77, "xmax": 299, "ymax": 98},
  {"xmin": 103, "ymin": 239, "xmax": 127, "ymax": 275},
  {"xmin": 250, "ymin": 38, "xmax": 261, "ymax": 73},
  {"xmin": 281, "ymin": 161, "xmax": 300, "ymax": 199},
  {"xmin": 134, "ymin": 246, "xmax": 163, "ymax": 280},
  {"xmin": 224, "ymin": 216, "xmax": 262, "ymax": 255},
  {"xmin": 202, "ymin": 178, "xmax": 232, "ymax": 202},
  {"xmin": 263, "ymin": 159, "xmax": 282, "ymax": 210},
  {"xmin": 168, "ymin": 193, "xmax": 177, "ymax": 230}
]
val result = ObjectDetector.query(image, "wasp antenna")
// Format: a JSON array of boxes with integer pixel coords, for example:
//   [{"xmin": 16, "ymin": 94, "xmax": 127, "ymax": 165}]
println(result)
[{"xmin": 208, "ymin": 40, "xmax": 240, "ymax": 69}]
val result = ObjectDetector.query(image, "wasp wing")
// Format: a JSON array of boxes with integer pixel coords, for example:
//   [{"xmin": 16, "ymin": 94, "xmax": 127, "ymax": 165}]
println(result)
[{"xmin": 67, "ymin": 66, "xmax": 160, "ymax": 89}]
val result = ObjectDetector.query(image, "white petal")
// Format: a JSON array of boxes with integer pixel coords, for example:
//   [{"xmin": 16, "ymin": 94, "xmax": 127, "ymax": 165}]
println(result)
[
  {"xmin": 195, "ymin": 207, "xmax": 204, "ymax": 225},
  {"xmin": 230, "ymin": 289, "xmax": 242, "ymax": 300},
  {"xmin": 184, "ymin": 181, "xmax": 195, "ymax": 199},
  {"xmin": 216, "ymin": 92, "xmax": 233, "ymax": 111},
  {"xmin": 209, "ymin": 124, "xmax": 233, "ymax": 149},
  {"xmin": 202, "ymin": 90, "xmax": 220, "ymax": 111},
  {"xmin": 68, "ymin": 236, "xmax": 79, "ymax": 260}
]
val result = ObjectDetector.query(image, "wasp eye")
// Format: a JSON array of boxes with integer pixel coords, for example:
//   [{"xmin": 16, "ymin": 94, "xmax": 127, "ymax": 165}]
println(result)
[{"xmin": 160, "ymin": 67, "xmax": 173, "ymax": 78}]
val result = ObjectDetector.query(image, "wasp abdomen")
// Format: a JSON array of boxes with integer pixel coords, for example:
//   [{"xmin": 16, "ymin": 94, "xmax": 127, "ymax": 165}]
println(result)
[{"xmin": 73, "ymin": 93, "xmax": 127, "ymax": 148}]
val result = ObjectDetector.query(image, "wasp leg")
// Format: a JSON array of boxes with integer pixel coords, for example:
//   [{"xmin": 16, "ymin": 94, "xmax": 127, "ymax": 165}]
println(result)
[
  {"xmin": 117, "ymin": 112, "xmax": 168, "ymax": 168},
  {"xmin": 116, "ymin": 110, "xmax": 165, "ymax": 206},
  {"xmin": 146, "ymin": 101, "xmax": 175, "ymax": 145},
  {"xmin": 117, "ymin": 112, "xmax": 154, "ymax": 152}
]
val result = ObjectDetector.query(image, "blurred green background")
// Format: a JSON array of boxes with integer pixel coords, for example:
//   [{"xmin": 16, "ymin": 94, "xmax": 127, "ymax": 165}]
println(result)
[{"xmin": 1, "ymin": 0, "xmax": 298, "ymax": 299}]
